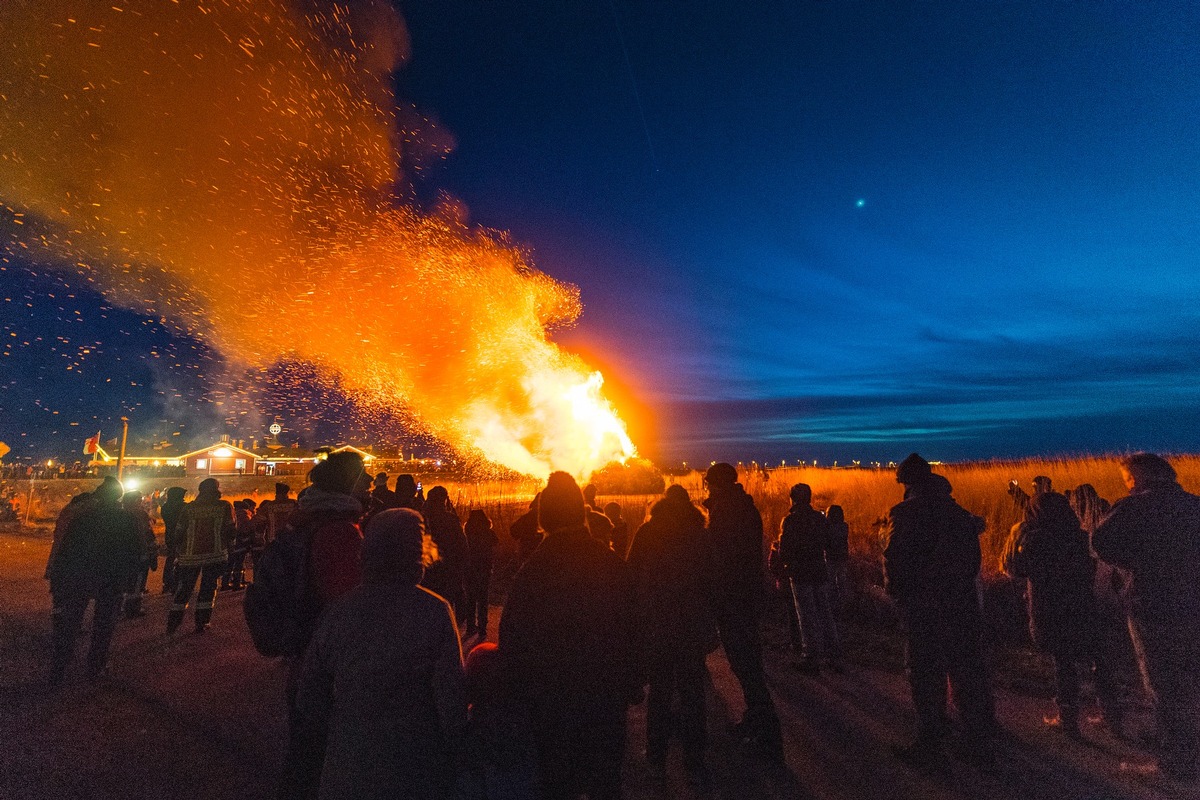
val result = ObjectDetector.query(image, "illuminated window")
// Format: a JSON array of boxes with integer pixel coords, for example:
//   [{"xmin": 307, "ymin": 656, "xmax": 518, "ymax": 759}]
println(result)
[
  {"xmin": 196, "ymin": 459, "xmax": 208, "ymax": 470},
  {"xmin": 235, "ymin": 459, "xmax": 246, "ymax": 470}
]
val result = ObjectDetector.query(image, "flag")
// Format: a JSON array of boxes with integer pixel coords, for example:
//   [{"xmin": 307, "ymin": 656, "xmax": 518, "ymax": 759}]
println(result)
[
  {"xmin": 83, "ymin": 431, "xmax": 101, "ymax": 455},
  {"xmin": 0, "ymin": 441, "xmax": 9, "ymax": 460}
]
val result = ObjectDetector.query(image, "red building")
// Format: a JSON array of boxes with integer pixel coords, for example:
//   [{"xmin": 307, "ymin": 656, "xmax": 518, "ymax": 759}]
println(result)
[{"xmin": 179, "ymin": 441, "xmax": 259, "ymax": 476}]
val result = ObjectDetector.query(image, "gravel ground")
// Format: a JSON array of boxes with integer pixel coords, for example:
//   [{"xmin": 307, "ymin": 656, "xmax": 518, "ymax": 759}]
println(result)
[{"xmin": 0, "ymin": 528, "xmax": 1186, "ymax": 800}]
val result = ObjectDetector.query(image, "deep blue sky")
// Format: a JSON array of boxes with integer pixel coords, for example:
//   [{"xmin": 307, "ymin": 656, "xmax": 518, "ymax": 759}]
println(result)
[
  {"xmin": 398, "ymin": 0, "xmax": 1200, "ymax": 464},
  {"xmin": 3, "ymin": 0, "xmax": 1200, "ymax": 465}
]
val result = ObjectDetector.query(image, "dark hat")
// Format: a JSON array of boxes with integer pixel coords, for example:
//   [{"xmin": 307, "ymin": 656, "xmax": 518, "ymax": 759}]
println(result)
[
  {"xmin": 705, "ymin": 462, "xmax": 738, "ymax": 487},
  {"xmin": 539, "ymin": 471, "xmax": 586, "ymax": 531},
  {"xmin": 309, "ymin": 451, "xmax": 365, "ymax": 494},
  {"xmin": 274, "ymin": 482, "xmax": 290, "ymax": 495},
  {"xmin": 362, "ymin": 509, "xmax": 426, "ymax": 583},
  {"xmin": 197, "ymin": 477, "xmax": 221, "ymax": 497},
  {"xmin": 895, "ymin": 453, "xmax": 932, "ymax": 485}
]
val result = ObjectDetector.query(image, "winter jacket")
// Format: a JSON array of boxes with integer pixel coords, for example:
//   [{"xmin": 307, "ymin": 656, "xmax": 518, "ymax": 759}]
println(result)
[
  {"xmin": 883, "ymin": 474, "xmax": 985, "ymax": 610},
  {"xmin": 160, "ymin": 497, "xmax": 186, "ymax": 552},
  {"xmin": 254, "ymin": 497, "xmax": 297, "ymax": 548},
  {"xmin": 1001, "ymin": 493, "xmax": 1096, "ymax": 654},
  {"xmin": 175, "ymin": 497, "xmax": 236, "ymax": 568},
  {"xmin": 826, "ymin": 519, "xmax": 850, "ymax": 564},
  {"xmin": 778, "ymin": 503, "xmax": 831, "ymax": 586},
  {"xmin": 501, "ymin": 524, "xmax": 636, "ymax": 705},
  {"xmin": 48, "ymin": 500, "xmax": 142, "ymax": 597},
  {"xmin": 297, "ymin": 581, "xmax": 466, "ymax": 800},
  {"xmin": 704, "ymin": 483, "xmax": 765, "ymax": 602},
  {"xmin": 465, "ymin": 518, "xmax": 498, "ymax": 577},
  {"xmin": 628, "ymin": 495, "xmax": 717, "ymax": 665},
  {"xmin": 45, "ymin": 493, "xmax": 94, "ymax": 579},
  {"xmin": 1093, "ymin": 480, "xmax": 1200, "ymax": 626}
]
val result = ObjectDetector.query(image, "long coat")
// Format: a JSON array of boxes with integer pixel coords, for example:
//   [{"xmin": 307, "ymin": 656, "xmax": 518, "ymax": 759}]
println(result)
[
  {"xmin": 1002, "ymin": 493, "xmax": 1096, "ymax": 655},
  {"xmin": 297, "ymin": 582, "xmax": 465, "ymax": 800}
]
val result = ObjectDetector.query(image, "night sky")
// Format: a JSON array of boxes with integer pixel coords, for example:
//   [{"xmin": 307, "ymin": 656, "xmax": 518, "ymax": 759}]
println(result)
[{"xmin": 4, "ymin": 0, "xmax": 1200, "ymax": 466}]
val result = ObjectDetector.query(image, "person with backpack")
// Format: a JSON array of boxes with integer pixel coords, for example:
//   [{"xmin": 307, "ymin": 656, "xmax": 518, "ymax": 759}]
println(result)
[
  {"xmin": 168, "ymin": 478, "xmax": 236, "ymax": 635},
  {"xmin": 778, "ymin": 483, "xmax": 842, "ymax": 674},
  {"xmin": 884, "ymin": 454, "xmax": 996, "ymax": 770},
  {"xmin": 268, "ymin": 451, "xmax": 366, "ymax": 800}
]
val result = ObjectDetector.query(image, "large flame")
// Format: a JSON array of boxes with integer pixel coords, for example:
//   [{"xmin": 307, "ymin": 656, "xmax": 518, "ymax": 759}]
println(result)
[{"xmin": 0, "ymin": 0, "xmax": 635, "ymax": 478}]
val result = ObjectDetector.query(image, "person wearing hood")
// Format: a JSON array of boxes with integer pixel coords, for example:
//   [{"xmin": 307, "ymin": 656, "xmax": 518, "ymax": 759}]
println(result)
[
  {"xmin": 884, "ymin": 453, "xmax": 996, "ymax": 770},
  {"xmin": 1094, "ymin": 453, "xmax": 1200, "ymax": 783},
  {"xmin": 628, "ymin": 484, "xmax": 716, "ymax": 783},
  {"xmin": 703, "ymin": 462, "xmax": 783, "ymax": 763},
  {"xmin": 168, "ymin": 478, "xmax": 236, "ymax": 635},
  {"xmin": 279, "ymin": 451, "xmax": 367, "ymax": 800},
  {"xmin": 1002, "ymin": 492, "xmax": 1097, "ymax": 738},
  {"xmin": 296, "ymin": 508, "xmax": 465, "ymax": 799},
  {"xmin": 778, "ymin": 483, "xmax": 842, "ymax": 674},
  {"xmin": 47, "ymin": 476, "xmax": 141, "ymax": 684},
  {"xmin": 501, "ymin": 471, "xmax": 636, "ymax": 800},
  {"xmin": 159, "ymin": 486, "xmax": 187, "ymax": 594}
]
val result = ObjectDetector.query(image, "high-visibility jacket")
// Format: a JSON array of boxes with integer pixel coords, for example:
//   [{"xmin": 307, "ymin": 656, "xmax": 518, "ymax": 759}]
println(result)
[{"xmin": 176, "ymin": 498, "xmax": 236, "ymax": 568}]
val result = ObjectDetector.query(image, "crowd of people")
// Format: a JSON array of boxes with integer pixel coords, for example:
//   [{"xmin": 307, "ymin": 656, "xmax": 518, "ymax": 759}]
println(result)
[{"xmin": 39, "ymin": 449, "xmax": 1200, "ymax": 795}]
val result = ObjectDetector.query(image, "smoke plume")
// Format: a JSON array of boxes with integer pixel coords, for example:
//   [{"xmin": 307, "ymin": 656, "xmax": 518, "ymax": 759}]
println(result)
[{"xmin": 0, "ymin": 0, "xmax": 635, "ymax": 477}]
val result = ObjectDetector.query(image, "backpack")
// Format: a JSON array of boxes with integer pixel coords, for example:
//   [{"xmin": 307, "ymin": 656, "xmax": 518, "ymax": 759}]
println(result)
[{"xmin": 243, "ymin": 516, "xmax": 321, "ymax": 657}]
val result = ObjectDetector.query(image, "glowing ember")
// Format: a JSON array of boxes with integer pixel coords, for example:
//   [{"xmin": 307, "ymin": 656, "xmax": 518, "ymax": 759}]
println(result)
[{"xmin": 0, "ymin": 0, "xmax": 635, "ymax": 478}]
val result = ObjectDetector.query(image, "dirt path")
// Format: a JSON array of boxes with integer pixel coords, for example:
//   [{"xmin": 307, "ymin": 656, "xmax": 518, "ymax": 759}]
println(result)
[{"xmin": 0, "ymin": 531, "xmax": 1187, "ymax": 799}]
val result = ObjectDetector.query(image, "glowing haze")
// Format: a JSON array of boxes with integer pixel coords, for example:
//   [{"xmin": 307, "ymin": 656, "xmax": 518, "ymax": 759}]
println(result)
[{"xmin": 0, "ymin": 0, "xmax": 635, "ymax": 478}]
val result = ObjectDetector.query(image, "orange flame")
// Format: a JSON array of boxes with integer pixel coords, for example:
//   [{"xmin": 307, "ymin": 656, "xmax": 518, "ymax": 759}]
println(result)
[{"xmin": 0, "ymin": 0, "xmax": 635, "ymax": 478}]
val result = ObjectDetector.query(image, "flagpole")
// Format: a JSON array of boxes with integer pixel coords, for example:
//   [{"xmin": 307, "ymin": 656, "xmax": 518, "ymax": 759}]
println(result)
[{"xmin": 117, "ymin": 417, "xmax": 129, "ymax": 483}]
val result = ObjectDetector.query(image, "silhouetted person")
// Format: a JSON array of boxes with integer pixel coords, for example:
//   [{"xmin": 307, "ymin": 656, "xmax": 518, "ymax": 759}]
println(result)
[
  {"xmin": 509, "ymin": 494, "xmax": 543, "ymax": 565},
  {"xmin": 825, "ymin": 504, "xmax": 851, "ymax": 611},
  {"xmin": 464, "ymin": 509, "xmax": 498, "ymax": 638},
  {"xmin": 159, "ymin": 487, "xmax": 186, "ymax": 594},
  {"xmin": 1008, "ymin": 475, "xmax": 1053, "ymax": 518},
  {"xmin": 583, "ymin": 483, "xmax": 615, "ymax": 546},
  {"xmin": 703, "ymin": 462, "xmax": 783, "ymax": 762},
  {"xmin": 501, "ymin": 472, "xmax": 636, "ymax": 800},
  {"xmin": 458, "ymin": 641, "xmax": 538, "ymax": 800},
  {"xmin": 628, "ymin": 484, "xmax": 715, "ymax": 783},
  {"xmin": 604, "ymin": 502, "xmax": 630, "ymax": 559},
  {"xmin": 122, "ymin": 491, "xmax": 158, "ymax": 618},
  {"xmin": 371, "ymin": 472, "xmax": 398, "ymax": 510},
  {"xmin": 422, "ymin": 485, "xmax": 469, "ymax": 625},
  {"xmin": 779, "ymin": 483, "xmax": 841, "ymax": 673},
  {"xmin": 885, "ymin": 453, "xmax": 996, "ymax": 769},
  {"xmin": 1094, "ymin": 453, "xmax": 1200, "ymax": 783},
  {"xmin": 296, "ymin": 508, "xmax": 465, "ymax": 799},
  {"xmin": 1002, "ymin": 492, "xmax": 1096, "ymax": 737},
  {"xmin": 45, "ymin": 489, "xmax": 96, "ymax": 581},
  {"xmin": 279, "ymin": 451, "xmax": 367, "ymax": 800},
  {"xmin": 1065, "ymin": 484, "xmax": 1140, "ymax": 736},
  {"xmin": 393, "ymin": 474, "xmax": 422, "ymax": 512},
  {"xmin": 168, "ymin": 478, "xmax": 235, "ymax": 635},
  {"xmin": 48, "ymin": 476, "xmax": 140, "ymax": 684},
  {"xmin": 256, "ymin": 482, "xmax": 297, "ymax": 550}
]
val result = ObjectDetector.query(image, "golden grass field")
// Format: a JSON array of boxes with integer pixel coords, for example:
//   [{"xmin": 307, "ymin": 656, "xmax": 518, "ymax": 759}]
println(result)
[{"xmin": 8, "ymin": 454, "xmax": 1200, "ymax": 576}]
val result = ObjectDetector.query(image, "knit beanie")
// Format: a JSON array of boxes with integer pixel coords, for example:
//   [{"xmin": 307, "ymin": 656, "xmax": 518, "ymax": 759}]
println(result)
[
  {"xmin": 310, "ymin": 451, "xmax": 365, "ymax": 494},
  {"xmin": 539, "ymin": 471, "xmax": 586, "ymax": 531}
]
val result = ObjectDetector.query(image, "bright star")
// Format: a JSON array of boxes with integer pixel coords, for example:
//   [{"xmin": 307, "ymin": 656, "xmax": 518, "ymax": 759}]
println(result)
[{"xmin": 855, "ymin": 198, "xmax": 866, "ymax": 208}]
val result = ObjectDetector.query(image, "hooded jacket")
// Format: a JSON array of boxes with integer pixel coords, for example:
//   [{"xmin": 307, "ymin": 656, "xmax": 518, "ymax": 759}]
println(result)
[
  {"xmin": 778, "ymin": 502, "xmax": 831, "ymax": 586},
  {"xmin": 294, "ymin": 487, "xmax": 363, "ymax": 604},
  {"xmin": 704, "ymin": 483, "xmax": 765, "ymax": 601}
]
